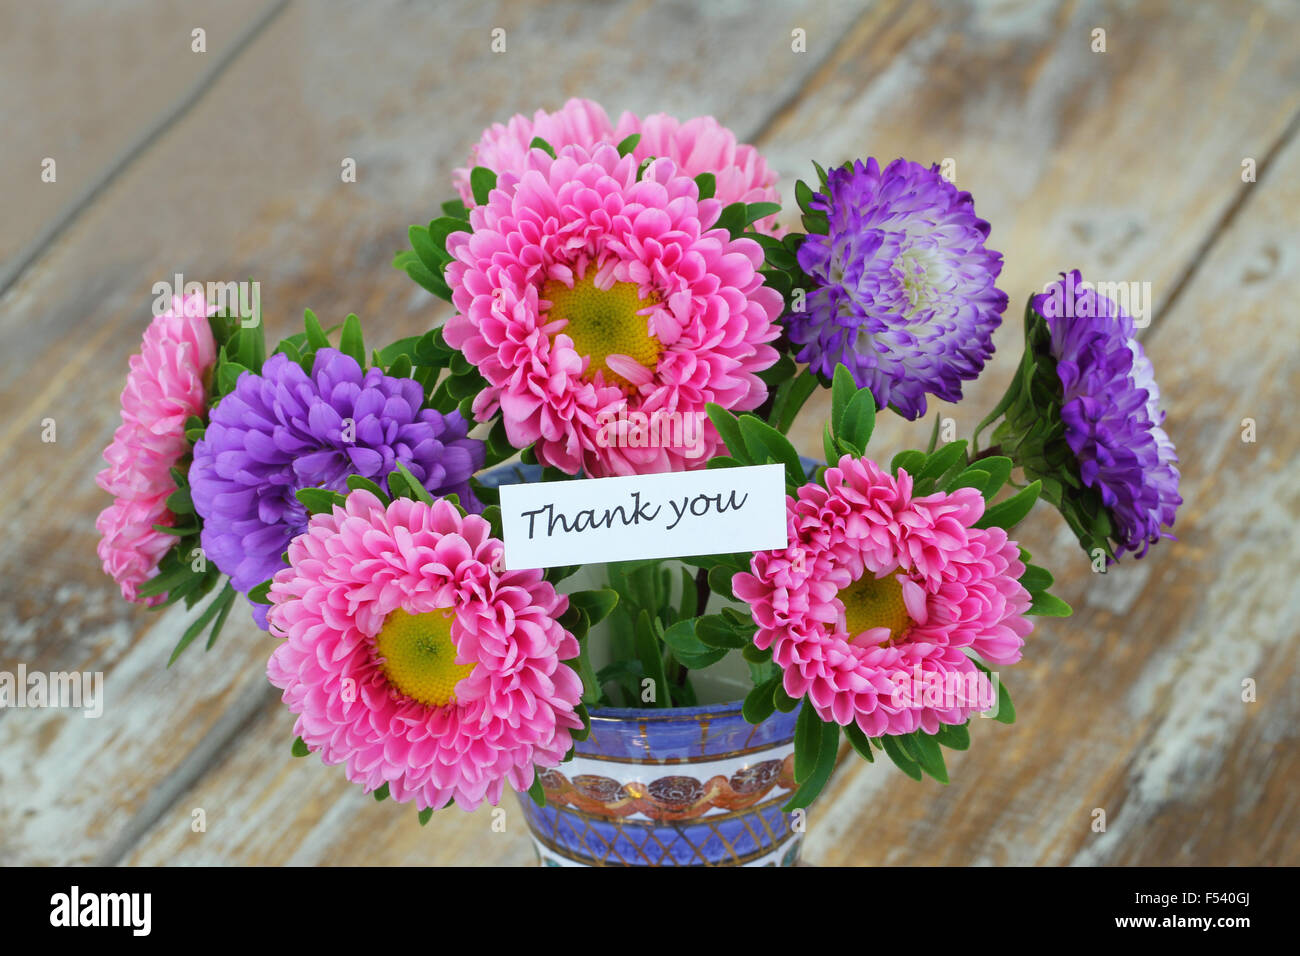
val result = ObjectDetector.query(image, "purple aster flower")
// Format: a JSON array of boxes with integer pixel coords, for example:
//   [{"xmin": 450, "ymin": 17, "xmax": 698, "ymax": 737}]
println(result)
[
  {"xmin": 191, "ymin": 348, "xmax": 485, "ymax": 626},
  {"xmin": 1031, "ymin": 270, "xmax": 1181, "ymax": 557},
  {"xmin": 789, "ymin": 157, "xmax": 1008, "ymax": 419}
]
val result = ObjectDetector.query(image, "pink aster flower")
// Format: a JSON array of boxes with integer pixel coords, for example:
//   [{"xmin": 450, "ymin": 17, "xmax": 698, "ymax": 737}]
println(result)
[
  {"xmin": 612, "ymin": 110, "xmax": 782, "ymax": 233},
  {"xmin": 733, "ymin": 455, "xmax": 1034, "ymax": 737},
  {"xmin": 453, "ymin": 97, "xmax": 615, "ymax": 206},
  {"xmin": 96, "ymin": 293, "xmax": 216, "ymax": 603},
  {"xmin": 453, "ymin": 98, "xmax": 781, "ymax": 233},
  {"xmin": 445, "ymin": 142, "xmax": 782, "ymax": 476},
  {"xmin": 266, "ymin": 490, "xmax": 585, "ymax": 811}
]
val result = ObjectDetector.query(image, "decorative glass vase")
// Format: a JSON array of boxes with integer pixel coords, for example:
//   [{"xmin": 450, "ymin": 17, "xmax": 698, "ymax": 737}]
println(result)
[{"xmin": 517, "ymin": 700, "xmax": 803, "ymax": 866}]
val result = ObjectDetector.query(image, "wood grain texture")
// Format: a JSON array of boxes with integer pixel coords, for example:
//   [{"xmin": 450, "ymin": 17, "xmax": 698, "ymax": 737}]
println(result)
[
  {"xmin": 1, "ymin": 0, "xmax": 1297, "ymax": 866},
  {"xmin": 0, "ymin": 0, "xmax": 276, "ymax": 271}
]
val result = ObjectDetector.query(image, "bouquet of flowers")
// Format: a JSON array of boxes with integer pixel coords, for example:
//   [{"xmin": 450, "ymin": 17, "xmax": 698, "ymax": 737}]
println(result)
[{"xmin": 95, "ymin": 99, "xmax": 1180, "ymax": 865}]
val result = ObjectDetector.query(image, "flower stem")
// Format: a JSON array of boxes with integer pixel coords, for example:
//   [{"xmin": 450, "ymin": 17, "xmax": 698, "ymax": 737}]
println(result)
[
  {"xmin": 694, "ymin": 567, "xmax": 711, "ymax": 617},
  {"xmin": 970, "ymin": 443, "xmax": 1003, "ymax": 463}
]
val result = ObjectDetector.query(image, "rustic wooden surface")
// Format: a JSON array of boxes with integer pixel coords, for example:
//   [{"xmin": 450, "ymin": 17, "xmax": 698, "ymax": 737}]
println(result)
[{"xmin": 0, "ymin": 0, "xmax": 1296, "ymax": 867}]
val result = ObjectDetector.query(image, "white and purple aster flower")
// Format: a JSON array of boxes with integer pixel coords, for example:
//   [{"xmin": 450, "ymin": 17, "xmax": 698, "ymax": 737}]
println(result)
[
  {"xmin": 1032, "ymin": 270, "xmax": 1181, "ymax": 557},
  {"xmin": 190, "ymin": 348, "xmax": 484, "ymax": 626},
  {"xmin": 789, "ymin": 158, "xmax": 1008, "ymax": 419}
]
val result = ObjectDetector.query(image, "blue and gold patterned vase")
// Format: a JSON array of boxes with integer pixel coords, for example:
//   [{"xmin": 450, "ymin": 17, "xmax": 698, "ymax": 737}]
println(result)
[{"xmin": 518, "ymin": 701, "xmax": 803, "ymax": 866}]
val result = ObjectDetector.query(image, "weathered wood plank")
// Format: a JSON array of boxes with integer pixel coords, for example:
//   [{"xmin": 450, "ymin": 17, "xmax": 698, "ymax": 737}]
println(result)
[
  {"xmin": 0, "ymin": 0, "xmax": 275, "ymax": 272},
  {"xmin": 0, "ymin": 0, "xmax": 866, "ymax": 865}
]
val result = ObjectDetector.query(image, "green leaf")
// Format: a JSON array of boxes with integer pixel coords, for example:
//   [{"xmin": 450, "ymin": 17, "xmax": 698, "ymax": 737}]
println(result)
[
  {"xmin": 843, "ymin": 722, "xmax": 875, "ymax": 762},
  {"xmin": 291, "ymin": 737, "xmax": 310, "ymax": 758},
  {"xmin": 166, "ymin": 583, "xmax": 233, "ymax": 666},
  {"xmin": 418, "ymin": 807, "xmax": 435, "ymax": 825},
  {"xmin": 694, "ymin": 614, "xmax": 747, "ymax": 649},
  {"xmin": 823, "ymin": 423, "xmax": 838, "ymax": 466},
  {"xmin": 831, "ymin": 364, "xmax": 856, "ymax": 438},
  {"xmin": 615, "ymin": 133, "xmax": 641, "ymax": 157},
  {"xmin": 204, "ymin": 584, "xmax": 236, "ymax": 651},
  {"xmin": 295, "ymin": 487, "xmax": 345, "ymax": 515},
  {"xmin": 934, "ymin": 722, "xmax": 970, "ymax": 751},
  {"xmin": 567, "ymin": 589, "xmax": 619, "ymax": 626},
  {"xmin": 152, "ymin": 523, "xmax": 197, "ymax": 537},
  {"xmin": 373, "ymin": 783, "xmax": 390, "ymax": 802},
  {"xmin": 714, "ymin": 202, "xmax": 746, "ymax": 238},
  {"xmin": 706, "ymin": 565, "xmax": 735, "ymax": 602},
  {"xmin": 705, "ymin": 402, "xmax": 747, "ymax": 461},
  {"xmin": 441, "ymin": 198, "xmax": 469, "ymax": 220},
  {"xmin": 890, "ymin": 449, "xmax": 926, "ymax": 476},
  {"xmin": 338, "ymin": 313, "xmax": 365, "ymax": 367},
  {"xmin": 137, "ymin": 560, "xmax": 196, "ymax": 599},
  {"xmin": 345, "ymin": 474, "xmax": 390, "ymax": 503},
  {"xmin": 757, "ymin": 351, "xmax": 796, "ymax": 388},
  {"xmin": 396, "ymin": 252, "xmax": 452, "ymax": 301},
  {"xmin": 783, "ymin": 720, "xmax": 839, "ymax": 811},
  {"xmin": 1028, "ymin": 591, "xmax": 1072, "ymax": 617},
  {"xmin": 1020, "ymin": 564, "xmax": 1054, "ymax": 593},
  {"xmin": 527, "ymin": 773, "xmax": 547, "ymax": 807},
  {"xmin": 634, "ymin": 610, "xmax": 669, "ymax": 707},
  {"xmin": 880, "ymin": 734, "xmax": 923, "ymax": 781},
  {"xmin": 738, "ymin": 415, "xmax": 805, "ymax": 489},
  {"xmin": 901, "ymin": 731, "xmax": 948, "ymax": 783},
  {"xmin": 794, "ymin": 179, "xmax": 815, "ymax": 214},
  {"xmin": 919, "ymin": 440, "xmax": 967, "ymax": 485},
  {"xmin": 301, "ymin": 310, "xmax": 327, "ymax": 351},
  {"xmin": 694, "ymin": 171, "xmax": 716, "ymax": 200},
  {"xmin": 217, "ymin": 360, "xmax": 250, "ymax": 396},
  {"xmin": 408, "ymin": 224, "xmax": 444, "ymax": 273},
  {"xmin": 427, "ymin": 216, "xmax": 469, "ymax": 253},
  {"xmin": 528, "ymin": 136, "xmax": 556, "ymax": 158},
  {"xmin": 571, "ymin": 700, "xmax": 591, "ymax": 741},
  {"xmin": 971, "ymin": 456, "xmax": 1013, "ymax": 498},
  {"xmin": 770, "ymin": 370, "xmax": 819, "ymax": 435},
  {"xmin": 793, "ymin": 702, "xmax": 823, "ymax": 784},
  {"xmin": 973, "ymin": 661, "xmax": 1017, "ymax": 724},
  {"xmin": 247, "ymin": 579, "xmax": 273, "ymax": 604},
  {"xmin": 743, "ymin": 675, "xmax": 780, "ymax": 724},
  {"xmin": 773, "ymin": 681, "xmax": 800, "ymax": 714},
  {"xmin": 392, "ymin": 461, "xmax": 433, "ymax": 503},
  {"xmin": 839, "ymin": 387, "xmax": 877, "ymax": 453},
  {"xmin": 470, "ymin": 166, "xmax": 497, "ymax": 205},
  {"xmin": 947, "ymin": 467, "xmax": 991, "ymax": 494},
  {"xmin": 975, "ymin": 479, "xmax": 1041, "ymax": 530},
  {"xmin": 660, "ymin": 619, "xmax": 727, "ymax": 669},
  {"xmin": 745, "ymin": 201, "xmax": 781, "ymax": 225}
]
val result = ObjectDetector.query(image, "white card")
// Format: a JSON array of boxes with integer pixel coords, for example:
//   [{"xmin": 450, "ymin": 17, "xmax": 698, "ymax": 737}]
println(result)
[{"xmin": 498, "ymin": 464, "xmax": 789, "ymax": 570}]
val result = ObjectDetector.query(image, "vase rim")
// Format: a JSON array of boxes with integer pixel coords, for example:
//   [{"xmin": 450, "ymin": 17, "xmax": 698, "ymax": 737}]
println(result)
[{"xmin": 586, "ymin": 699, "xmax": 747, "ymax": 722}]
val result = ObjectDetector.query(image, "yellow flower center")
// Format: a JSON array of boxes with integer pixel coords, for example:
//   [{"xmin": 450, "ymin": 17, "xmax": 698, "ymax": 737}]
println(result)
[
  {"xmin": 374, "ymin": 608, "xmax": 475, "ymax": 707},
  {"xmin": 543, "ymin": 275, "xmax": 661, "ymax": 389},
  {"xmin": 838, "ymin": 573, "xmax": 913, "ymax": 646}
]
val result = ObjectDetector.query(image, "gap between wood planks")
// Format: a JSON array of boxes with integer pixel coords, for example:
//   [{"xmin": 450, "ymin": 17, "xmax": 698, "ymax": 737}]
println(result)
[
  {"xmin": 94, "ymin": 680, "xmax": 279, "ymax": 866},
  {"xmin": 0, "ymin": 0, "xmax": 290, "ymax": 301},
  {"xmin": 1152, "ymin": 102, "xmax": 1300, "ymax": 329}
]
